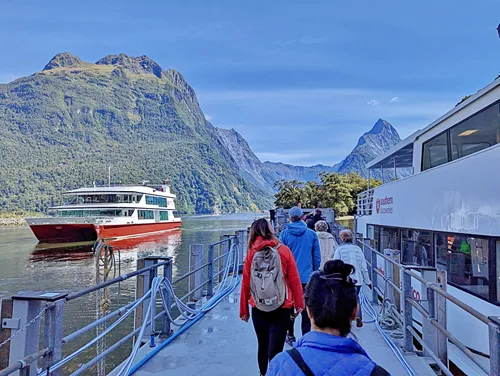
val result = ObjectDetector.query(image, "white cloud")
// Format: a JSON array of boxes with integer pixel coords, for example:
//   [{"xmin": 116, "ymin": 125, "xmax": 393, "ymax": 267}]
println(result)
[
  {"xmin": 390, "ymin": 97, "xmax": 400, "ymax": 103},
  {"xmin": 367, "ymin": 99, "xmax": 379, "ymax": 106},
  {"xmin": 204, "ymin": 114, "xmax": 213, "ymax": 121}
]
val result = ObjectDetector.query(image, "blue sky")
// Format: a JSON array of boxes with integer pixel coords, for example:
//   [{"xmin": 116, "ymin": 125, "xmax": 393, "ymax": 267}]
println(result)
[{"xmin": 1, "ymin": 0, "xmax": 499, "ymax": 165}]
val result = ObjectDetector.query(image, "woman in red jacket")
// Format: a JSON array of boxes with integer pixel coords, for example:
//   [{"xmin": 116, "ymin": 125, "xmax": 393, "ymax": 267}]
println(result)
[{"xmin": 240, "ymin": 218, "xmax": 304, "ymax": 376}]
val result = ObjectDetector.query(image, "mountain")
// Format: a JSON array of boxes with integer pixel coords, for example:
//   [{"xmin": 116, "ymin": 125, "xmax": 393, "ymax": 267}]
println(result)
[
  {"xmin": 216, "ymin": 119, "xmax": 401, "ymax": 189},
  {"xmin": 0, "ymin": 53, "xmax": 272, "ymax": 214},
  {"xmin": 336, "ymin": 119, "xmax": 401, "ymax": 178},
  {"xmin": 215, "ymin": 128, "xmax": 338, "ymax": 193}
]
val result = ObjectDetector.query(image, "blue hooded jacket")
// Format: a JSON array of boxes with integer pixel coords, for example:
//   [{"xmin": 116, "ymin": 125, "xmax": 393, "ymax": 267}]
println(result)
[
  {"xmin": 267, "ymin": 331, "xmax": 378, "ymax": 376},
  {"xmin": 279, "ymin": 221, "xmax": 320, "ymax": 283}
]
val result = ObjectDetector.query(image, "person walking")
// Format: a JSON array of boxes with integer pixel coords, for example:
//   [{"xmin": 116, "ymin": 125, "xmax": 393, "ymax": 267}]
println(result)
[
  {"xmin": 314, "ymin": 220, "xmax": 338, "ymax": 269},
  {"xmin": 240, "ymin": 218, "xmax": 304, "ymax": 376},
  {"xmin": 279, "ymin": 206, "xmax": 320, "ymax": 343},
  {"xmin": 333, "ymin": 229, "xmax": 371, "ymax": 328},
  {"xmin": 266, "ymin": 260, "xmax": 389, "ymax": 376}
]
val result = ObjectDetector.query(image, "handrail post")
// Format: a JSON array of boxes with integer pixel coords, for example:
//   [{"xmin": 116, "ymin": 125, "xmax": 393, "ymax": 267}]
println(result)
[
  {"xmin": 189, "ymin": 244, "xmax": 204, "ymax": 301},
  {"xmin": 489, "ymin": 316, "xmax": 500, "ymax": 376},
  {"xmin": 207, "ymin": 245, "xmax": 214, "ymax": 298},
  {"xmin": 219, "ymin": 236, "xmax": 231, "ymax": 281},
  {"xmin": 160, "ymin": 258, "xmax": 173, "ymax": 338},
  {"xmin": 43, "ymin": 298, "xmax": 66, "ymax": 375},
  {"xmin": 402, "ymin": 268, "xmax": 414, "ymax": 352},
  {"xmin": 134, "ymin": 257, "xmax": 158, "ymax": 344},
  {"xmin": 371, "ymin": 249, "xmax": 378, "ymax": 304},
  {"xmin": 7, "ymin": 292, "xmax": 66, "ymax": 376}
]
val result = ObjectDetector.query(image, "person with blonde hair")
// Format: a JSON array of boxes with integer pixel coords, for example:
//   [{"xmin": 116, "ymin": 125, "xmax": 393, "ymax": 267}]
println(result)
[
  {"xmin": 314, "ymin": 220, "xmax": 338, "ymax": 269},
  {"xmin": 333, "ymin": 229, "xmax": 371, "ymax": 327}
]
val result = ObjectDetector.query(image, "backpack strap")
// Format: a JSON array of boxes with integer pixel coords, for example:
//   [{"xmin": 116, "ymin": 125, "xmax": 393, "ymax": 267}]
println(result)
[{"xmin": 286, "ymin": 348, "xmax": 315, "ymax": 376}]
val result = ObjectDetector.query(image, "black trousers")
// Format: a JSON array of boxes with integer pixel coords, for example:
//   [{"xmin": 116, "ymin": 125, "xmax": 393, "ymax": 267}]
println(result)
[
  {"xmin": 287, "ymin": 283, "xmax": 311, "ymax": 337},
  {"xmin": 251, "ymin": 307, "xmax": 289, "ymax": 375}
]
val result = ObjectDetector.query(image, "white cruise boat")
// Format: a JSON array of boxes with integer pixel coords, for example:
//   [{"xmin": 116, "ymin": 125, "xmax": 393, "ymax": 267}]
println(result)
[
  {"xmin": 26, "ymin": 183, "xmax": 182, "ymax": 243},
  {"xmin": 356, "ymin": 77, "xmax": 500, "ymax": 375}
]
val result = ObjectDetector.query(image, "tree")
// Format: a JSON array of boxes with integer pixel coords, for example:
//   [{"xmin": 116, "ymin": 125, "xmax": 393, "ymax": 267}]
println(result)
[
  {"xmin": 273, "ymin": 180, "xmax": 304, "ymax": 209},
  {"xmin": 273, "ymin": 172, "xmax": 381, "ymax": 216}
]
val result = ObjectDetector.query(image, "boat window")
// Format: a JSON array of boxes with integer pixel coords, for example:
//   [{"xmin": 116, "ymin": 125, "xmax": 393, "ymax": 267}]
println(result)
[
  {"xmin": 159, "ymin": 211, "xmax": 169, "ymax": 221},
  {"xmin": 435, "ymin": 233, "xmax": 490, "ymax": 300},
  {"xmin": 422, "ymin": 132, "xmax": 449, "ymax": 170},
  {"xmin": 138, "ymin": 210, "xmax": 154, "ymax": 220},
  {"xmin": 128, "ymin": 209, "xmax": 135, "ymax": 216},
  {"xmin": 146, "ymin": 195, "xmax": 168, "ymax": 207},
  {"xmin": 422, "ymin": 100, "xmax": 500, "ymax": 171},
  {"xmin": 401, "ymin": 230, "xmax": 432, "ymax": 266},
  {"xmin": 380, "ymin": 227, "xmax": 400, "ymax": 253},
  {"xmin": 450, "ymin": 102, "xmax": 500, "ymax": 160},
  {"xmin": 58, "ymin": 209, "xmax": 122, "ymax": 217}
]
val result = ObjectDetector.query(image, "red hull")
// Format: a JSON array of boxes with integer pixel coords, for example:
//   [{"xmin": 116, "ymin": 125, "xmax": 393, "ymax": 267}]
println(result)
[
  {"xmin": 29, "ymin": 224, "xmax": 97, "ymax": 243},
  {"xmin": 30, "ymin": 221, "xmax": 182, "ymax": 243},
  {"xmin": 96, "ymin": 221, "xmax": 182, "ymax": 239}
]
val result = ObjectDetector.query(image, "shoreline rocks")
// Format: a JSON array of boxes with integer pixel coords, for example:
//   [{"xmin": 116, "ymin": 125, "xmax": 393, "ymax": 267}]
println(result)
[{"xmin": 0, "ymin": 218, "xmax": 27, "ymax": 227}]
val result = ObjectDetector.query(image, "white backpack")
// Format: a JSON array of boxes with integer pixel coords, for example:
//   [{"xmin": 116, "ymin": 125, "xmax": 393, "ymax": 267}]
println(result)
[{"xmin": 250, "ymin": 245, "xmax": 286, "ymax": 312}]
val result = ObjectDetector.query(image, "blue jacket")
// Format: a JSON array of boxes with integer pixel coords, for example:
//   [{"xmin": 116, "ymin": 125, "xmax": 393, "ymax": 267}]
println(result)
[
  {"xmin": 279, "ymin": 221, "xmax": 320, "ymax": 283},
  {"xmin": 267, "ymin": 331, "xmax": 378, "ymax": 376}
]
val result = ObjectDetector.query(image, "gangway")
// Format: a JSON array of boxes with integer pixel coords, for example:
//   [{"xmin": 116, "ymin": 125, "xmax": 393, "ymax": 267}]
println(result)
[{"xmin": 1, "ymin": 229, "xmax": 499, "ymax": 376}]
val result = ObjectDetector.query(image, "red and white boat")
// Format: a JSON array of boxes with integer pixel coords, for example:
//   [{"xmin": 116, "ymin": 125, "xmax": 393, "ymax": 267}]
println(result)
[{"xmin": 26, "ymin": 184, "xmax": 182, "ymax": 243}]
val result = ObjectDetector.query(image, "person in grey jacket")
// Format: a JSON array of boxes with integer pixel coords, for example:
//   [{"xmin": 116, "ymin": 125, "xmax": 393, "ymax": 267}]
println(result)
[{"xmin": 333, "ymin": 229, "xmax": 371, "ymax": 327}]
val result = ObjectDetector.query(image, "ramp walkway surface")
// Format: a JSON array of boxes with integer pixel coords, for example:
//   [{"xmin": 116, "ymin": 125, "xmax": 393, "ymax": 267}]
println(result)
[{"xmin": 131, "ymin": 286, "xmax": 435, "ymax": 376}]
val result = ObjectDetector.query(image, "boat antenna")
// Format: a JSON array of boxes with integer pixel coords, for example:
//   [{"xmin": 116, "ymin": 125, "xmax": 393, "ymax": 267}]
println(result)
[
  {"xmin": 108, "ymin": 166, "xmax": 111, "ymax": 187},
  {"xmin": 141, "ymin": 180, "xmax": 149, "ymax": 186}
]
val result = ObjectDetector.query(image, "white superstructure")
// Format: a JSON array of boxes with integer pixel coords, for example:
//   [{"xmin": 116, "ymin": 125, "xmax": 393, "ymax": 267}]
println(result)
[{"xmin": 356, "ymin": 77, "xmax": 500, "ymax": 375}]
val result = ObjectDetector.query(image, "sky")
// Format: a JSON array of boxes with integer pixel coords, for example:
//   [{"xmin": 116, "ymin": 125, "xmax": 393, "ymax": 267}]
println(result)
[{"xmin": 1, "ymin": 0, "xmax": 499, "ymax": 165}]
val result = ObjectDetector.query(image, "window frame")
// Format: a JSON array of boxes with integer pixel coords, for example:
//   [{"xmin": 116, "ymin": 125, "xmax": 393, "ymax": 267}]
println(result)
[
  {"xmin": 421, "ymin": 99, "xmax": 500, "ymax": 171},
  {"xmin": 366, "ymin": 223, "xmax": 499, "ymax": 306}
]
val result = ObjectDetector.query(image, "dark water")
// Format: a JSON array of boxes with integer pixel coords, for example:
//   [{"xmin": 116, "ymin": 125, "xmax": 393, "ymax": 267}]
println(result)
[{"xmin": 0, "ymin": 213, "xmax": 260, "ymax": 374}]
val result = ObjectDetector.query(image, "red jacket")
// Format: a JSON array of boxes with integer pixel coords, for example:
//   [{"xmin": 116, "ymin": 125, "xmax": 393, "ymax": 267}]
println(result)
[{"xmin": 240, "ymin": 236, "xmax": 304, "ymax": 319}]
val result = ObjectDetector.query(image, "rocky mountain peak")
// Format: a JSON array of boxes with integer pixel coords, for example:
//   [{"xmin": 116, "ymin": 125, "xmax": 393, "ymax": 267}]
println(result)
[
  {"xmin": 43, "ymin": 52, "xmax": 84, "ymax": 71},
  {"xmin": 356, "ymin": 118, "xmax": 399, "ymax": 147},
  {"xmin": 96, "ymin": 53, "xmax": 163, "ymax": 78}
]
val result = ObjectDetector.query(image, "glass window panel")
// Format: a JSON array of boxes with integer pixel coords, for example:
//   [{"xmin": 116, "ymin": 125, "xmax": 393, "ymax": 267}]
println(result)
[
  {"xmin": 401, "ymin": 230, "xmax": 432, "ymax": 266},
  {"xmin": 422, "ymin": 132, "xmax": 449, "ymax": 170},
  {"xmin": 380, "ymin": 227, "xmax": 400, "ymax": 252},
  {"xmin": 450, "ymin": 102, "xmax": 500, "ymax": 160},
  {"xmin": 435, "ymin": 233, "xmax": 489, "ymax": 300}
]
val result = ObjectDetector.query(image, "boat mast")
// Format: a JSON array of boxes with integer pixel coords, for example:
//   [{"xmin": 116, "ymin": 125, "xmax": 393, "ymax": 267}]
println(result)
[{"xmin": 108, "ymin": 166, "xmax": 111, "ymax": 187}]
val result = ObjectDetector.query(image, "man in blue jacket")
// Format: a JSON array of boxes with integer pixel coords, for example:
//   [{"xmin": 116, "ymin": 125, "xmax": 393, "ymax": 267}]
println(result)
[{"xmin": 280, "ymin": 206, "xmax": 320, "ymax": 340}]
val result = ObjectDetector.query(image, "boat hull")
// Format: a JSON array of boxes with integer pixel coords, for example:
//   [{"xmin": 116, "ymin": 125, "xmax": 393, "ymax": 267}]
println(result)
[
  {"xmin": 29, "ymin": 223, "xmax": 97, "ymax": 243},
  {"xmin": 96, "ymin": 221, "xmax": 182, "ymax": 239},
  {"xmin": 27, "ymin": 218, "xmax": 183, "ymax": 243}
]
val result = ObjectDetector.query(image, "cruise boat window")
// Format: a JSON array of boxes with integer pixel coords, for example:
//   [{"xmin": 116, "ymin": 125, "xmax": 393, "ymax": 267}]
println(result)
[
  {"xmin": 380, "ymin": 227, "xmax": 400, "ymax": 254},
  {"xmin": 422, "ymin": 132, "xmax": 449, "ymax": 170},
  {"xmin": 138, "ymin": 210, "xmax": 154, "ymax": 220},
  {"xmin": 435, "ymin": 233, "xmax": 489, "ymax": 300},
  {"xmin": 160, "ymin": 211, "xmax": 169, "ymax": 221},
  {"xmin": 401, "ymin": 230, "xmax": 432, "ymax": 266},
  {"xmin": 450, "ymin": 101, "xmax": 500, "ymax": 160}
]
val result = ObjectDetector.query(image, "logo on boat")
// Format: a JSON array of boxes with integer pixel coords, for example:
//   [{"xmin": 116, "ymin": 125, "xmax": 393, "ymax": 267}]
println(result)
[{"xmin": 375, "ymin": 197, "xmax": 393, "ymax": 214}]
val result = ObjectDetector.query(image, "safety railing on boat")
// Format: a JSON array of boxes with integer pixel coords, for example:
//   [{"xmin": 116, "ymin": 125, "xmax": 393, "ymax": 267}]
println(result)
[
  {"xmin": 356, "ymin": 238, "xmax": 500, "ymax": 376},
  {"xmin": 356, "ymin": 189, "xmax": 374, "ymax": 216},
  {"xmin": 0, "ymin": 230, "xmax": 248, "ymax": 376}
]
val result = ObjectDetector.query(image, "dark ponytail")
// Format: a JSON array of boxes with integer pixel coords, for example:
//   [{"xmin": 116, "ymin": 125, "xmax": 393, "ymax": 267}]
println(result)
[{"xmin": 304, "ymin": 259, "xmax": 358, "ymax": 337}]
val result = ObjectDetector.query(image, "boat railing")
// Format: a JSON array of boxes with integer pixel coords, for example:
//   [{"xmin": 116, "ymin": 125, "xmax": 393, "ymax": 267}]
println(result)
[
  {"xmin": 0, "ymin": 230, "xmax": 249, "ymax": 376},
  {"xmin": 356, "ymin": 237, "xmax": 500, "ymax": 376},
  {"xmin": 357, "ymin": 188, "xmax": 374, "ymax": 216}
]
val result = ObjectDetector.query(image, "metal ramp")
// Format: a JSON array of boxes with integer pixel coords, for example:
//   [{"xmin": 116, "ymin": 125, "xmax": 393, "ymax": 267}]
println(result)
[{"xmin": 131, "ymin": 287, "xmax": 435, "ymax": 376}]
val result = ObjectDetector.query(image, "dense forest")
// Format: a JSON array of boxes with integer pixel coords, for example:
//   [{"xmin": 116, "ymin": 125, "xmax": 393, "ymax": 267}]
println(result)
[
  {"xmin": 274, "ymin": 172, "xmax": 381, "ymax": 216},
  {"xmin": 0, "ymin": 53, "xmax": 272, "ymax": 214}
]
